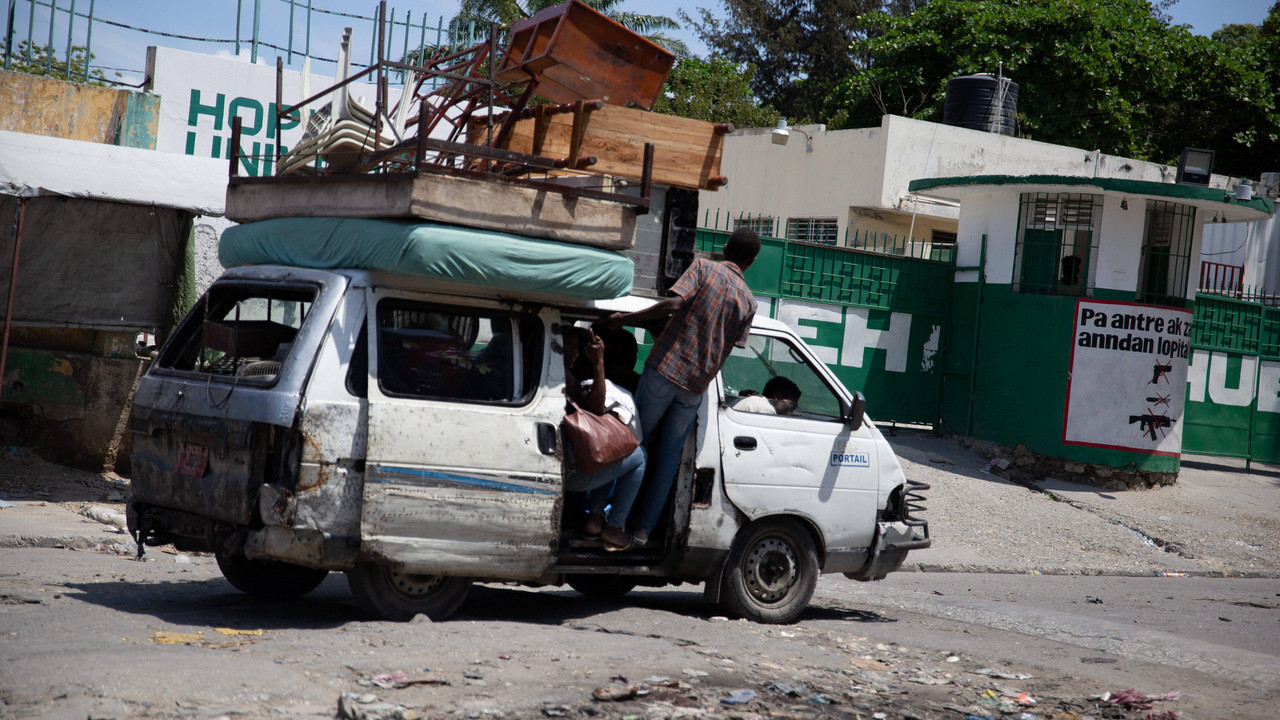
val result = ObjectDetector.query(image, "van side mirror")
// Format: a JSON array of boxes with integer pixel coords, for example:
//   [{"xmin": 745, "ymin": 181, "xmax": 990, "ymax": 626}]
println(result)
[{"xmin": 845, "ymin": 392, "xmax": 866, "ymax": 431}]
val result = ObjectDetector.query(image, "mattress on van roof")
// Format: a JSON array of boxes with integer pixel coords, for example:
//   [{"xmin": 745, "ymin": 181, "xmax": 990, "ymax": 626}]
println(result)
[{"xmin": 220, "ymin": 216, "xmax": 634, "ymax": 300}]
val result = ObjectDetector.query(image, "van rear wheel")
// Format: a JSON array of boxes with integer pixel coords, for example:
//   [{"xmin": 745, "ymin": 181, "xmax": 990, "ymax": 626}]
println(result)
[
  {"xmin": 720, "ymin": 518, "xmax": 818, "ymax": 624},
  {"xmin": 346, "ymin": 563, "xmax": 471, "ymax": 622},
  {"xmin": 215, "ymin": 553, "xmax": 329, "ymax": 600}
]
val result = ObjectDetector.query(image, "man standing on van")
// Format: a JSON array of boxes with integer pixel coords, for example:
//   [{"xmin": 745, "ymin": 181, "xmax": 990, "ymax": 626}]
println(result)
[{"xmin": 601, "ymin": 227, "xmax": 761, "ymax": 545}]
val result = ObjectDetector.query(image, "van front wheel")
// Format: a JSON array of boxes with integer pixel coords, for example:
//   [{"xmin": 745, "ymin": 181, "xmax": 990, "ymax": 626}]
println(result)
[
  {"xmin": 720, "ymin": 518, "xmax": 818, "ymax": 624},
  {"xmin": 346, "ymin": 563, "xmax": 472, "ymax": 622}
]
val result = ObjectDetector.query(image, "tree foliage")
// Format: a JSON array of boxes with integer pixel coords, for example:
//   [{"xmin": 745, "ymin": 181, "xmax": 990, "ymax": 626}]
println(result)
[
  {"xmin": 824, "ymin": 0, "xmax": 1280, "ymax": 177},
  {"xmin": 653, "ymin": 57, "xmax": 781, "ymax": 128},
  {"xmin": 3, "ymin": 42, "xmax": 113, "ymax": 86},
  {"xmin": 681, "ymin": 0, "xmax": 919, "ymax": 124},
  {"xmin": 450, "ymin": 0, "xmax": 688, "ymax": 56}
]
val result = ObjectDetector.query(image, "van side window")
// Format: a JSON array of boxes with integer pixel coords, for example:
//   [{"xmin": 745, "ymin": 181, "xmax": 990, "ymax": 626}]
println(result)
[
  {"xmin": 375, "ymin": 300, "xmax": 542, "ymax": 404},
  {"xmin": 157, "ymin": 284, "xmax": 316, "ymax": 384},
  {"xmin": 721, "ymin": 333, "xmax": 843, "ymax": 421}
]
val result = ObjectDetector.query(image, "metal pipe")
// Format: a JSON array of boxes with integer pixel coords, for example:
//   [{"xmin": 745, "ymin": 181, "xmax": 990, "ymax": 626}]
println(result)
[
  {"xmin": 1, "ymin": 198, "xmax": 27, "ymax": 403},
  {"xmin": 400, "ymin": 9, "xmax": 409, "ymax": 80},
  {"xmin": 275, "ymin": 57, "xmax": 283, "ymax": 172},
  {"xmin": 251, "ymin": 0, "xmax": 260, "ymax": 64},
  {"xmin": 24, "ymin": 0, "xmax": 33, "ymax": 63},
  {"xmin": 82, "ymin": 0, "xmax": 93, "ymax": 82},
  {"xmin": 234, "ymin": 0, "xmax": 241, "ymax": 57},
  {"xmin": 44, "ymin": 0, "xmax": 55, "ymax": 70},
  {"xmin": 286, "ymin": 0, "xmax": 294, "ymax": 63},
  {"xmin": 305, "ymin": 0, "xmax": 311, "ymax": 60},
  {"xmin": 63, "ymin": 0, "xmax": 73, "ymax": 80},
  {"xmin": 376, "ymin": 0, "xmax": 385, "ymax": 149},
  {"xmin": 5, "ymin": 0, "xmax": 16, "ymax": 71}
]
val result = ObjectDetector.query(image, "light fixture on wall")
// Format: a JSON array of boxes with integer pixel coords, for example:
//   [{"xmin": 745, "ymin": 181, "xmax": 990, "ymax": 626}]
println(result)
[
  {"xmin": 771, "ymin": 118, "xmax": 813, "ymax": 152},
  {"xmin": 1176, "ymin": 147, "xmax": 1214, "ymax": 186}
]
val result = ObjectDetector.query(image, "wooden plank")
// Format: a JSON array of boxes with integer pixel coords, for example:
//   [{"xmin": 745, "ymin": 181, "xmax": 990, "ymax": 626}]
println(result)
[
  {"xmin": 226, "ymin": 173, "xmax": 636, "ymax": 251},
  {"xmin": 497, "ymin": 104, "xmax": 725, "ymax": 190}
]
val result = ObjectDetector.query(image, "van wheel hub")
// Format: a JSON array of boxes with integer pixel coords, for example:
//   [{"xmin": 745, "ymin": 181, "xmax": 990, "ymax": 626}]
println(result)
[
  {"xmin": 388, "ymin": 570, "xmax": 443, "ymax": 597},
  {"xmin": 744, "ymin": 537, "xmax": 797, "ymax": 603}
]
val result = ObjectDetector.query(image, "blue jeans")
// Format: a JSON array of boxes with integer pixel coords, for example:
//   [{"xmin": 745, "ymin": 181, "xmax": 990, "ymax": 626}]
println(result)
[
  {"xmin": 565, "ymin": 445, "xmax": 646, "ymax": 528},
  {"xmin": 630, "ymin": 370, "xmax": 702, "ymax": 535}
]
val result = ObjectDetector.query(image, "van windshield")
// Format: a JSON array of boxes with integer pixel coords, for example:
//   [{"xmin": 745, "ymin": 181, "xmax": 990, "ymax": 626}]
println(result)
[{"xmin": 157, "ymin": 284, "xmax": 317, "ymax": 383}]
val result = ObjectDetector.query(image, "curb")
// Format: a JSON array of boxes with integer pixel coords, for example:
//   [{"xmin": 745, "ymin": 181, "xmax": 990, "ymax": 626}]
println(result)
[{"xmin": 904, "ymin": 561, "xmax": 1280, "ymax": 579}]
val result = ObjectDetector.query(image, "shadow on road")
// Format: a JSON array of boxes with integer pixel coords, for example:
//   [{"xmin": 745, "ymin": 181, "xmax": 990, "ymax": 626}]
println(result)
[{"xmin": 60, "ymin": 574, "xmax": 361, "ymax": 629}]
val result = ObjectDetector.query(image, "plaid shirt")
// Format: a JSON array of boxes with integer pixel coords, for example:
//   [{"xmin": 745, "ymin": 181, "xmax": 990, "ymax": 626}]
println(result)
[{"xmin": 647, "ymin": 259, "xmax": 756, "ymax": 394}]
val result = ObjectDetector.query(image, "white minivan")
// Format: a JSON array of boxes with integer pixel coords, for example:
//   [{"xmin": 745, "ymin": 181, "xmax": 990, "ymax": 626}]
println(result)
[{"xmin": 128, "ymin": 259, "xmax": 929, "ymax": 624}]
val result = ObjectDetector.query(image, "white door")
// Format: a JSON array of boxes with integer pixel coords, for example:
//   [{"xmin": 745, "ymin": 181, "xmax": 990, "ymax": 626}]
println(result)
[
  {"xmin": 716, "ymin": 330, "xmax": 881, "ymax": 553},
  {"xmin": 361, "ymin": 289, "xmax": 564, "ymax": 578}
]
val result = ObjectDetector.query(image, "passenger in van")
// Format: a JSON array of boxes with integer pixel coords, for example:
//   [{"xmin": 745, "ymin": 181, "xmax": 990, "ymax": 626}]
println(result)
[
  {"xmin": 562, "ymin": 326, "xmax": 645, "ymax": 551},
  {"xmin": 595, "ymin": 326, "xmax": 642, "ymax": 394},
  {"xmin": 601, "ymin": 227, "xmax": 761, "ymax": 546},
  {"xmin": 734, "ymin": 376, "xmax": 801, "ymax": 416}
]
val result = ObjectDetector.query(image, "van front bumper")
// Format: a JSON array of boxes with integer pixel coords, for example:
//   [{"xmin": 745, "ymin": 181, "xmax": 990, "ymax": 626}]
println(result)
[{"xmin": 843, "ymin": 520, "xmax": 930, "ymax": 582}]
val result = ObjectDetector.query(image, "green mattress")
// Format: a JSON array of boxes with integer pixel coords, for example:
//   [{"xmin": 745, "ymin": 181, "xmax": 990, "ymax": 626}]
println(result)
[{"xmin": 220, "ymin": 217, "xmax": 634, "ymax": 300}]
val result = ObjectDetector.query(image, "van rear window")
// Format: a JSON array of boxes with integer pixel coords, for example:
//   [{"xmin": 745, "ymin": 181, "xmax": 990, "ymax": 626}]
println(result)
[{"xmin": 157, "ymin": 285, "xmax": 316, "ymax": 384}]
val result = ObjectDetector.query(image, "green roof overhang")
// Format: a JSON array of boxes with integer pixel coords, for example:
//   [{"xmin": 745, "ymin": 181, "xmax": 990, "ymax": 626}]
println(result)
[{"xmin": 908, "ymin": 174, "xmax": 1273, "ymax": 223}]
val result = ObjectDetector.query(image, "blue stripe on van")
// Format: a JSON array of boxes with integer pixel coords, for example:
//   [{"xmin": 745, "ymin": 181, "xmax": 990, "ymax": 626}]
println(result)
[{"xmin": 368, "ymin": 465, "xmax": 557, "ymax": 496}]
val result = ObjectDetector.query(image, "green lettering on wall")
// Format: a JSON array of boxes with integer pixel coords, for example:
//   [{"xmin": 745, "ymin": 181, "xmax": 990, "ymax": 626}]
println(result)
[
  {"xmin": 229, "ymin": 97, "xmax": 265, "ymax": 136},
  {"xmin": 188, "ymin": 89, "xmax": 226, "ymax": 131}
]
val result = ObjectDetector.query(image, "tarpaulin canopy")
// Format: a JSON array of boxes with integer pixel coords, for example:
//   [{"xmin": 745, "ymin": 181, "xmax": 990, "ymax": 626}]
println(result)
[{"xmin": 220, "ymin": 216, "xmax": 634, "ymax": 299}]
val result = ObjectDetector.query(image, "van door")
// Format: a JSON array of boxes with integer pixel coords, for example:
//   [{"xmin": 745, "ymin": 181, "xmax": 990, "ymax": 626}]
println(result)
[
  {"xmin": 361, "ymin": 289, "xmax": 563, "ymax": 578},
  {"xmin": 716, "ymin": 330, "xmax": 881, "ymax": 553}
]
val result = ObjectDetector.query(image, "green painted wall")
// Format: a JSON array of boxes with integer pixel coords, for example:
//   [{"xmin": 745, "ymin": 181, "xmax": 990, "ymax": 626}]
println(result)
[
  {"xmin": 969, "ymin": 285, "xmax": 1179, "ymax": 472},
  {"xmin": 697, "ymin": 229, "xmax": 950, "ymax": 425}
]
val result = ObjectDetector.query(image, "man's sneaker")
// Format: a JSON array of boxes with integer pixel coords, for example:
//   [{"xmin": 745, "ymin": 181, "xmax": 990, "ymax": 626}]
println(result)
[{"xmin": 632, "ymin": 529, "xmax": 649, "ymax": 546}]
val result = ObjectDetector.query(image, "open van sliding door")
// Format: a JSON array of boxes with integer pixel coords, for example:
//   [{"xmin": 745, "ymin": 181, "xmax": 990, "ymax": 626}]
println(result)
[{"xmin": 361, "ymin": 289, "xmax": 564, "ymax": 579}]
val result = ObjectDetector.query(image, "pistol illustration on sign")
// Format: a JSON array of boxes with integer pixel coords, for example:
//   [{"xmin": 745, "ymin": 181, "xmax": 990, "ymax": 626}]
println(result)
[
  {"xmin": 1129, "ymin": 412, "xmax": 1174, "ymax": 441},
  {"xmin": 1148, "ymin": 361, "xmax": 1173, "ymax": 385}
]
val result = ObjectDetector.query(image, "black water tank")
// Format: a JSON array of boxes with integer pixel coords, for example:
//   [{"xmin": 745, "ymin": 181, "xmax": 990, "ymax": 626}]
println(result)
[{"xmin": 943, "ymin": 74, "xmax": 1018, "ymax": 136}]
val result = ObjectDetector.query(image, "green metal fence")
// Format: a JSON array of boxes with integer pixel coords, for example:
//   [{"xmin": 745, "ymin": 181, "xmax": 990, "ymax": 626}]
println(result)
[
  {"xmin": 1183, "ymin": 293, "xmax": 1280, "ymax": 463},
  {"xmin": 696, "ymin": 225, "xmax": 955, "ymax": 425}
]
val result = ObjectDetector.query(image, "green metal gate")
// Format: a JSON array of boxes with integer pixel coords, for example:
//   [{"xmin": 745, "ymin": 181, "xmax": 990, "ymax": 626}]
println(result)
[
  {"xmin": 695, "ymin": 227, "xmax": 954, "ymax": 425},
  {"xmin": 1183, "ymin": 294, "xmax": 1280, "ymax": 463}
]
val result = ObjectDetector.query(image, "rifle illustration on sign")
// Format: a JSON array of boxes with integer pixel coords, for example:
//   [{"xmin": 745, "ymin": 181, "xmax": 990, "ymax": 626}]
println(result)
[{"xmin": 1129, "ymin": 409, "xmax": 1174, "ymax": 441}]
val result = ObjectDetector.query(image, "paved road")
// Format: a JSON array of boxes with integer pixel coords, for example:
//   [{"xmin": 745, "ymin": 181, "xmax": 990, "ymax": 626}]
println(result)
[{"xmin": 2, "ymin": 547, "xmax": 1278, "ymax": 719}]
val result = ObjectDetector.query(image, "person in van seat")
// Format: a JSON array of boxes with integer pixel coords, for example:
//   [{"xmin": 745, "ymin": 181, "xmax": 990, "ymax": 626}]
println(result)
[
  {"xmin": 601, "ymin": 227, "xmax": 761, "ymax": 546},
  {"xmin": 734, "ymin": 376, "xmax": 801, "ymax": 416},
  {"xmin": 562, "ymin": 326, "xmax": 645, "ymax": 551}
]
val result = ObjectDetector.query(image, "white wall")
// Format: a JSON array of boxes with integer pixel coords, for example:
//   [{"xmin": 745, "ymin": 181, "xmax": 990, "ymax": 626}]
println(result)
[
  {"xmin": 1095, "ymin": 195, "xmax": 1145, "ymax": 293},
  {"xmin": 702, "ymin": 114, "xmax": 1200, "ymax": 247}
]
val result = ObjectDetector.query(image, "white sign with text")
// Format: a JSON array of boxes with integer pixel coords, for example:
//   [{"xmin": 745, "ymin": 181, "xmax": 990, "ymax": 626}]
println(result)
[{"xmin": 1063, "ymin": 299, "xmax": 1193, "ymax": 455}]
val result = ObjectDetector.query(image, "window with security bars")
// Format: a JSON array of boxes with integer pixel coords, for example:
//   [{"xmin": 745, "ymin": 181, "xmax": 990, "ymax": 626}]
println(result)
[
  {"xmin": 1137, "ymin": 200, "xmax": 1196, "ymax": 307},
  {"xmin": 785, "ymin": 217, "xmax": 839, "ymax": 245},
  {"xmin": 1013, "ymin": 193, "xmax": 1101, "ymax": 296},
  {"xmin": 733, "ymin": 216, "xmax": 776, "ymax": 238}
]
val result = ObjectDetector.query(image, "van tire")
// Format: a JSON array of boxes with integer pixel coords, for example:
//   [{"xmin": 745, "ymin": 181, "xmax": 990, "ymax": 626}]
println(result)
[
  {"xmin": 567, "ymin": 574, "xmax": 637, "ymax": 600},
  {"xmin": 215, "ymin": 553, "xmax": 329, "ymax": 600},
  {"xmin": 720, "ymin": 518, "xmax": 818, "ymax": 624},
  {"xmin": 346, "ymin": 563, "xmax": 472, "ymax": 622}
]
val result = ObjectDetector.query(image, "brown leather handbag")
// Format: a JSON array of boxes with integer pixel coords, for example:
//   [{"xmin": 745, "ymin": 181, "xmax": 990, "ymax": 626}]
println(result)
[{"xmin": 562, "ymin": 400, "xmax": 639, "ymax": 473}]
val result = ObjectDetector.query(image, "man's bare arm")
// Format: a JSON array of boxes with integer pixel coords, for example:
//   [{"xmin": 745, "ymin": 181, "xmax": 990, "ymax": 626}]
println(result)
[{"xmin": 600, "ymin": 295, "xmax": 684, "ymax": 330}]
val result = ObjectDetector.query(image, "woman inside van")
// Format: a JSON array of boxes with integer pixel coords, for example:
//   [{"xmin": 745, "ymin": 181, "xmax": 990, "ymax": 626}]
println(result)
[{"xmin": 562, "ymin": 326, "xmax": 645, "ymax": 551}]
